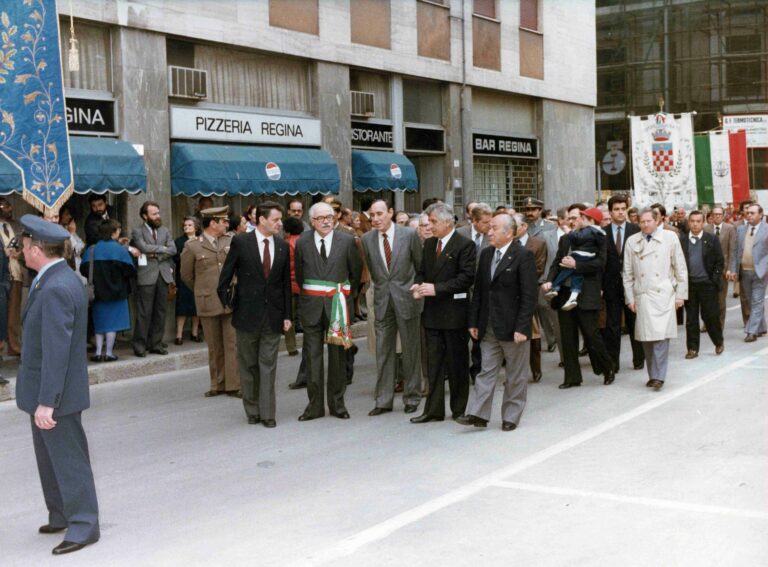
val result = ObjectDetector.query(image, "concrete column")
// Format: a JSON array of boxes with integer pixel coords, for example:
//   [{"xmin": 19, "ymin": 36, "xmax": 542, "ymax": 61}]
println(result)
[
  {"xmin": 444, "ymin": 83, "xmax": 473, "ymax": 214},
  {"xmin": 111, "ymin": 28, "xmax": 171, "ymax": 229},
  {"xmin": 391, "ymin": 76, "xmax": 404, "ymax": 211},
  {"xmin": 314, "ymin": 62, "xmax": 352, "ymax": 206},
  {"xmin": 537, "ymin": 99, "xmax": 595, "ymax": 208}
]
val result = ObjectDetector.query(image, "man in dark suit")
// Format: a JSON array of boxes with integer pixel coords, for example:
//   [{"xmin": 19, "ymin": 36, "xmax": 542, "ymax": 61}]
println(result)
[
  {"xmin": 543, "ymin": 204, "xmax": 615, "ymax": 389},
  {"xmin": 680, "ymin": 210, "xmax": 724, "ymax": 359},
  {"xmin": 458, "ymin": 212, "xmax": 538, "ymax": 431},
  {"xmin": 16, "ymin": 216, "xmax": 99, "ymax": 555},
  {"xmin": 84, "ymin": 193, "xmax": 115, "ymax": 248},
  {"xmin": 362, "ymin": 200, "xmax": 423, "ymax": 416},
  {"xmin": 410, "ymin": 202, "xmax": 476, "ymax": 423},
  {"xmin": 218, "ymin": 202, "xmax": 292, "ymax": 427},
  {"xmin": 603, "ymin": 194, "xmax": 644, "ymax": 371},
  {"xmin": 294, "ymin": 202, "xmax": 362, "ymax": 420},
  {"xmin": 704, "ymin": 206, "xmax": 736, "ymax": 330},
  {"xmin": 130, "ymin": 201, "xmax": 176, "ymax": 357}
]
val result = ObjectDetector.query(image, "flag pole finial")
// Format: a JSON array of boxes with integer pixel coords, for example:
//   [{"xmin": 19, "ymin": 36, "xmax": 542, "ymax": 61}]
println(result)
[{"xmin": 658, "ymin": 96, "xmax": 665, "ymax": 113}]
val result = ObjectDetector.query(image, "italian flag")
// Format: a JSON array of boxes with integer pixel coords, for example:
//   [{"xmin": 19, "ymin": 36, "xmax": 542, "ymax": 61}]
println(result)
[{"xmin": 694, "ymin": 130, "xmax": 751, "ymax": 206}]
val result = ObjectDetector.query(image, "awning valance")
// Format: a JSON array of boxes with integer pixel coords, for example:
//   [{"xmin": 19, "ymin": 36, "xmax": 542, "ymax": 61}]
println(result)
[
  {"xmin": 171, "ymin": 143, "xmax": 340, "ymax": 197},
  {"xmin": 1, "ymin": 136, "xmax": 146, "ymax": 196},
  {"xmin": 351, "ymin": 150, "xmax": 418, "ymax": 192}
]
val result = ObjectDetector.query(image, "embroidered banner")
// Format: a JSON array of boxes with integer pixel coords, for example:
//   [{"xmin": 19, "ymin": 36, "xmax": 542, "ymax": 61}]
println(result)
[
  {"xmin": 630, "ymin": 112, "xmax": 698, "ymax": 210},
  {"xmin": 0, "ymin": 0, "xmax": 73, "ymax": 213}
]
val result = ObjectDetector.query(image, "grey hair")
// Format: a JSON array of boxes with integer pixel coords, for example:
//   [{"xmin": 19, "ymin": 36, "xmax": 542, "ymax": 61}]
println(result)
[
  {"xmin": 638, "ymin": 207, "xmax": 659, "ymax": 221},
  {"xmin": 425, "ymin": 202, "xmax": 455, "ymax": 224},
  {"xmin": 309, "ymin": 202, "xmax": 334, "ymax": 218},
  {"xmin": 493, "ymin": 211, "xmax": 517, "ymax": 235},
  {"xmin": 510, "ymin": 212, "xmax": 525, "ymax": 227},
  {"xmin": 470, "ymin": 202, "xmax": 493, "ymax": 220},
  {"xmin": 418, "ymin": 213, "xmax": 430, "ymax": 226}
]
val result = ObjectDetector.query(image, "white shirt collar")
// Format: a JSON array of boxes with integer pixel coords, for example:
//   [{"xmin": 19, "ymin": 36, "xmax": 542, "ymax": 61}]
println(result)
[
  {"xmin": 380, "ymin": 222, "xmax": 396, "ymax": 241},
  {"xmin": 518, "ymin": 233, "xmax": 529, "ymax": 247},
  {"xmin": 254, "ymin": 226, "xmax": 274, "ymax": 243},
  {"xmin": 748, "ymin": 223, "xmax": 761, "ymax": 236},
  {"xmin": 439, "ymin": 229, "xmax": 455, "ymax": 249},
  {"xmin": 314, "ymin": 230, "xmax": 333, "ymax": 246},
  {"xmin": 494, "ymin": 240, "xmax": 513, "ymax": 258},
  {"xmin": 689, "ymin": 231, "xmax": 704, "ymax": 243}
]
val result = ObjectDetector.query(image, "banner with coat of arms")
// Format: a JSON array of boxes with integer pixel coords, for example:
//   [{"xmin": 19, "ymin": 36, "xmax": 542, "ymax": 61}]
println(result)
[
  {"xmin": 630, "ymin": 112, "xmax": 698, "ymax": 210},
  {"xmin": 0, "ymin": 0, "xmax": 73, "ymax": 214}
]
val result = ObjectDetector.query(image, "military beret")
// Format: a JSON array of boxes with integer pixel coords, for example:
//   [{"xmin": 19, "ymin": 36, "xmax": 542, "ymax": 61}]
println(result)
[
  {"xmin": 20, "ymin": 214, "xmax": 70, "ymax": 243},
  {"xmin": 200, "ymin": 205, "xmax": 230, "ymax": 219},
  {"xmin": 522, "ymin": 197, "xmax": 544, "ymax": 209}
]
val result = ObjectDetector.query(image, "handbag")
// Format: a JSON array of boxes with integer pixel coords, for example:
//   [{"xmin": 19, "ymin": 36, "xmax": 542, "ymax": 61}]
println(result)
[{"xmin": 87, "ymin": 247, "xmax": 96, "ymax": 304}]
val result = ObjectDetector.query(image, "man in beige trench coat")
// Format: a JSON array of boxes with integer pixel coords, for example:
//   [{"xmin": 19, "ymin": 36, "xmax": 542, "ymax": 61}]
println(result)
[{"xmin": 623, "ymin": 207, "xmax": 688, "ymax": 390}]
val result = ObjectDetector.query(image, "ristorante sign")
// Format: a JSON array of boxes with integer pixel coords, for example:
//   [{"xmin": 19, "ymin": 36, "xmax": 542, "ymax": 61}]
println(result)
[
  {"xmin": 170, "ymin": 107, "xmax": 322, "ymax": 146},
  {"xmin": 351, "ymin": 121, "xmax": 393, "ymax": 150}
]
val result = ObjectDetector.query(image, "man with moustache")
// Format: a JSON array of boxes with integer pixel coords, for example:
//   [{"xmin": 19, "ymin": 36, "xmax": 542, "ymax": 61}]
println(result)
[
  {"xmin": 218, "ymin": 202, "xmax": 292, "ymax": 427},
  {"xmin": 523, "ymin": 196, "xmax": 556, "ymax": 238},
  {"xmin": 294, "ymin": 202, "xmax": 361, "ymax": 420},
  {"xmin": 457, "ymin": 212, "xmax": 538, "ymax": 431},
  {"xmin": 362, "ymin": 200, "xmax": 423, "ymax": 416},
  {"xmin": 410, "ymin": 202, "xmax": 476, "ymax": 423},
  {"xmin": 729, "ymin": 203, "xmax": 768, "ymax": 342},
  {"xmin": 704, "ymin": 206, "xmax": 736, "ymax": 330},
  {"xmin": 130, "ymin": 201, "xmax": 176, "ymax": 357}
]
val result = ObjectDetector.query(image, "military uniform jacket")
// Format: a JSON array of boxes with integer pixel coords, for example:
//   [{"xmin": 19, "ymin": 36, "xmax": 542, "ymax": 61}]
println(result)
[
  {"xmin": 180, "ymin": 234, "xmax": 233, "ymax": 317},
  {"xmin": 16, "ymin": 261, "xmax": 89, "ymax": 417}
]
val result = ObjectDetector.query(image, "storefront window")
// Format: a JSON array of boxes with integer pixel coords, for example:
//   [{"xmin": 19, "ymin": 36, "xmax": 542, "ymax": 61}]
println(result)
[
  {"xmin": 473, "ymin": 157, "xmax": 539, "ymax": 209},
  {"xmin": 59, "ymin": 21, "xmax": 111, "ymax": 91}
]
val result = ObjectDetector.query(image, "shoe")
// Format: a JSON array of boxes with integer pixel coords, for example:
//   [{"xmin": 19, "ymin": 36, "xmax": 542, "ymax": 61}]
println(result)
[
  {"xmin": 288, "ymin": 350, "xmax": 299, "ymax": 356},
  {"xmin": 0, "ymin": 376, "xmax": 8, "ymax": 386},
  {"xmin": 174, "ymin": 337, "xmax": 183, "ymax": 346},
  {"xmin": 558, "ymin": 362, "xmax": 564, "ymax": 368},
  {"xmin": 529, "ymin": 371, "xmax": 542, "ymax": 383},
  {"xmin": 394, "ymin": 381, "xmax": 404, "ymax": 393},
  {"xmin": 700, "ymin": 326, "xmax": 707, "ymax": 333},
  {"xmin": 331, "ymin": 410, "xmax": 350, "ymax": 419},
  {"xmin": 759, "ymin": 332, "xmax": 767, "ymax": 338},
  {"xmin": 350, "ymin": 344, "xmax": 359, "ymax": 355},
  {"xmin": 634, "ymin": 363, "xmax": 644, "ymax": 370},
  {"xmin": 204, "ymin": 390, "xmax": 223, "ymax": 397},
  {"xmin": 579, "ymin": 347, "xmax": 588, "ymax": 357},
  {"xmin": 404, "ymin": 404, "xmax": 419, "ymax": 414},
  {"xmin": 685, "ymin": 350, "xmax": 698, "ymax": 359},
  {"xmin": 558, "ymin": 383, "xmax": 580, "ymax": 389},
  {"xmin": 547, "ymin": 343, "xmax": 557, "ymax": 353},
  {"xmin": 247, "ymin": 416, "xmax": 260, "ymax": 425},
  {"xmin": 226, "ymin": 390, "xmax": 243, "ymax": 398},
  {"xmin": 298, "ymin": 412, "xmax": 322, "ymax": 421},
  {"xmin": 455, "ymin": 414, "xmax": 487, "ymax": 428},
  {"xmin": 410, "ymin": 414, "xmax": 444, "ymax": 424},
  {"xmin": 103, "ymin": 354, "xmax": 118, "ymax": 362},
  {"xmin": 649, "ymin": 379, "xmax": 664, "ymax": 390},
  {"xmin": 52, "ymin": 541, "xmax": 87, "ymax": 555},
  {"xmin": 645, "ymin": 380, "xmax": 654, "ymax": 388},
  {"xmin": 133, "ymin": 350, "xmax": 146, "ymax": 358},
  {"xmin": 561, "ymin": 299, "xmax": 578, "ymax": 311},
  {"xmin": 191, "ymin": 334, "xmax": 204, "ymax": 343},
  {"xmin": 90, "ymin": 354, "xmax": 104, "ymax": 362},
  {"xmin": 733, "ymin": 292, "xmax": 739, "ymax": 298},
  {"xmin": 715, "ymin": 344, "xmax": 724, "ymax": 355},
  {"xmin": 502, "ymin": 421, "xmax": 517, "ymax": 432},
  {"xmin": 149, "ymin": 347, "xmax": 168, "ymax": 355},
  {"xmin": 368, "ymin": 407, "xmax": 392, "ymax": 416},
  {"xmin": 262, "ymin": 419, "xmax": 276, "ymax": 428},
  {"xmin": 603, "ymin": 370, "xmax": 615, "ymax": 385},
  {"xmin": 288, "ymin": 381, "xmax": 307, "ymax": 390},
  {"xmin": 39, "ymin": 525, "xmax": 66, "ymax": 534},
  {"xmin": 745, "ymin": 334, "xmax": 757, "ymax": 343},
  {"xmin": 544, "ymin": 290, "xmax": 558, "ymax": 299}
]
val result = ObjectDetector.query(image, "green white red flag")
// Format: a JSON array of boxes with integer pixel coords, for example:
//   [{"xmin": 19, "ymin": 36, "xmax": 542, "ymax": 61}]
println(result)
[{"xmin": 694, "ymin": 130, "xmax": 750, "ymax": 207}]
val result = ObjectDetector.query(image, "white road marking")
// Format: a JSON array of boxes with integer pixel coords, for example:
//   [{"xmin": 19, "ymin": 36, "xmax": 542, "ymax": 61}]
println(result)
[
  {"xmin": 293, "ymin": 346, "xmax": 768, "ymax": 566},
  {"xmin": 491, "ymin": 480, "xmax": 768, "ymax": 520}
]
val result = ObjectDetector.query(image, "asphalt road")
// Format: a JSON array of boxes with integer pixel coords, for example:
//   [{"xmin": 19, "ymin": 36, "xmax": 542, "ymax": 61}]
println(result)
[{"xmin": 1, "ymin": 297, "xmax": 767, "ymax": 566}]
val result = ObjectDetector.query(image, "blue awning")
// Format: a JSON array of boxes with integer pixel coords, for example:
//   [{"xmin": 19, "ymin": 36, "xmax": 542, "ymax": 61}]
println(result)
[
  {"xmin": 70, "ymin": 137, "xmax": 146, "ymax": 194},
  {"xmin": 1, "ymin": 136, "xmax": 147, "ymax": 195},
  {"xmin": 171, "ymin": 143, "xmax": 340, "ymax": 197},
  {"xmin": 351, "ymin": 150, "xmax": 418, "ymax": 192}
]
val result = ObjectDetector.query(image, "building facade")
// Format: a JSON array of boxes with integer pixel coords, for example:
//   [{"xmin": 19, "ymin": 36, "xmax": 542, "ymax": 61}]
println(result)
[{"xmin": 29, "ymin": 0, "xmax": 595, "ymax": 230}]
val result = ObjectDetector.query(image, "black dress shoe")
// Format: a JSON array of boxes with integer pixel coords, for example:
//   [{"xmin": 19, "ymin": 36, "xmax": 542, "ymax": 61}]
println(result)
[
  {"xmin": 558, "ymin": 362, "xmax": 564, "ymax": 368},
  {"xmin": 502, "ymin": 421, "xmax": 517, "ymax": 432},
  {"xmin": 104, "ymin": 354, "xmax": 118, "ymax": 363},
  {"xmin": 685, "ymin": 350, "xmax": 698, "ymax": 359},
  {"xmin": 547, "ymin": 343, "xmax": 557, "ymax": 353},
  {"xmin": 529, "ymin": 371, "xmax": 542, "ymax": 383},
  {"xmin": 226, "ymin": 390, "xmax": 243, "ymax": 398},
  {"xmin": 646, "ymin": 379, "xmax": 654, "ymax": 388},
  {"xmin": 262, "ymin": 419, "xmax": 276, "ymax": 428},
  {"xmin": 410, "ymin": 414, "xmax": 444, "ymax": 424},
  {"xmin": 368, "ymin": 407, "xmax": 392, "ymax": 416},
  {"xmin": 649, "ymin": 379, "xmax": 664, "ymax": 390},
  {"xmin": 558, "ymin": 383, "xmax": 580, "ymax": 389},
  {"xmin": 288, "ymin": 381, "xmax": 307, "ymax": 390},
  {"xmin": 52, "ymin": 541, "xmax": 87, "ymax": 555},
  {"xmin": 288, "ymin": 350, "xmax": 299, "ymax": 356},
  {"xmin": 745, "ymin": 334, "xmax": 757, "ymax": 343},
  {"xmin": 634, "ymin": 363, "xmax": 644, "ymax": 370},
  {"xmin": 192, "ymin": 334, "xmax": 204, "ymax": 343},
  {"xmin": 404, "ymin": 404, "xmax": 419, "ymax": 414},
  {"xmin": 133, "ymin": 350, "xmax": 146, "ymax": 358},
  {"xmin": 298, "ymin": 412, "xmax": 322, "ymax": 421},
  {"xmin": 715, "ymin": 344, "xmax": 724, "ymax": 355},
  {"xmin": 204, "ymin": 390, "xmax": 223, "ymax": 397},
  {"xmin": 578, "ymin": 347, "xmax": 589, "ymax": 357},
  {"xmin": 331, "ymin": 410, "xmax": 350, "ymax": 419},
  {"xmin": 603, "ymin": 370, "xmax": 615, "ymax": 385},
  {"xmin": 174, "ymin": 337, "xmax": 183, "ymax": 345},
  {"xmin": 90, "ymin": 354, "xmax": 104, "ymax": 362},
  {"xmin": 0, "ymin": 376, "xmax": 8, "ymax": 386},
  {"xmin": 455, "ymin": 414, "xmax": 487, "ymax": 428},
  {"xmin": 149, "ymin": 347, "xmax": 168, "ymax": 355},
  {"xmin": 247, "ymin": 416, "xmax": 260, "ymax": 425},
  {"xmin": 39, "ymin": 524, "xmax": 66, "ymax": 534}
]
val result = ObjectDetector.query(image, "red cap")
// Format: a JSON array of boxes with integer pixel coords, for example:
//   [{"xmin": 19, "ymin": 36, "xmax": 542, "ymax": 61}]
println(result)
[{"xmin": 582, "ymin": 207, "xmax": 603, "ymax": 224}]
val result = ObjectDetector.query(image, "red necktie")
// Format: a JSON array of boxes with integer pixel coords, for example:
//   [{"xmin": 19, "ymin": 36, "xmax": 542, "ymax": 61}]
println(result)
[
  {"xmin": 436, "ymin": 240, "xmax": 442, "ymax": 256},
  {"xmin": 383, "ymin": 233, "xmax": 392, "ymax": 270},
  {"xmin": 262, "ymin": 238, "xmax": 271, "ymax": 279}
]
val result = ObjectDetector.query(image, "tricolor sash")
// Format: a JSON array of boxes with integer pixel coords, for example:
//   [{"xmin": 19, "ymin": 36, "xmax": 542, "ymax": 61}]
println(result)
[{"xmin": 302, "ymin": 279, "xmax": 353, "ymax": 349}]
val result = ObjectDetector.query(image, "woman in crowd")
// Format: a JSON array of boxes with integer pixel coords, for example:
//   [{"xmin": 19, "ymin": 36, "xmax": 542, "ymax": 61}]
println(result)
[
  {"xmin": 174, "ymin": 216, "xmax": 202, "ymax": 344},
  {"xmin": 245, "ymin": 204, "xmax": 258, "ymax": 232},
  {"xmin": 81, "ymin": 219, "xmax": 136, "ymax": 362}
]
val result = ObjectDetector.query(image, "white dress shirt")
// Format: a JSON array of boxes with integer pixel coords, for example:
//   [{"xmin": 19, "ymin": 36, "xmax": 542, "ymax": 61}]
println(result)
[
  {"xmin": 437, "ymin": 229, "xmax": 455, "ymax": 253},
  {"xmin": 255, "ymin": 228, "xmax": 275, "ymax": 268},
  {"xmin": 517, "ymin": 233, "xmax": 529, "ymax": 247},
  {"xmin": 490, "ymin": 240, "xmax": 513, "ymax": 277},
  {"xmin": 314, "ymin": 230, "xmax": 334, "ymax": 257},
  {"xmin": 378, "ymin": 222, "xmax": 396, "ymax": 269}
]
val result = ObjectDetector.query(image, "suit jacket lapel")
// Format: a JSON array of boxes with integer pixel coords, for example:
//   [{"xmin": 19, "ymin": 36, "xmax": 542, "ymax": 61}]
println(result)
[
  {"xmin": 491, "ymin": 244, "xmax": 517, "ymax": 282},
  {"xmin": 389, "ymin": 225, "xmax": 406, "ymax": 275},
  {"xmin": 434, "ymin": 233, "xmax": 458, "ymax": 276}
]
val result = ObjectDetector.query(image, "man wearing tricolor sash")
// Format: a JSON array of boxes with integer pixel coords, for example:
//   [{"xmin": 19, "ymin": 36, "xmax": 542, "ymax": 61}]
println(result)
[{"xmin": 294, "ymin": 203, "xmax": 362, "ymax": 421}]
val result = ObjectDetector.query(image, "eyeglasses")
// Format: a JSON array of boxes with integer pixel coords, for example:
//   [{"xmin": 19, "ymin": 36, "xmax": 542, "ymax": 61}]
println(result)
[{"xmin": 312, "ymin": 215, "xmax": 335, "ymax": 223}]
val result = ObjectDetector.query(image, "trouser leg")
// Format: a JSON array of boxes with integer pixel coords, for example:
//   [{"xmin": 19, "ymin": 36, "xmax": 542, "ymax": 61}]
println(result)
[
  {"xmin": 684, "ymin": 283, "xmax": 702, "ymax": 351},
  {"xmin": 326, "ymin": 342, "xmax": 347, "ymax": 414},
  {"xmin": 465, "ymin": 332, "xmax": 502, "ymax": 421},
  {"xmin": 303, "ymin": 317, "xmax": 327, "ymax": 417},
  {"xmin": 699, "ymin": 284, "xmax": 724, "ymax": 347},
  {"xmin": 500, "ymin": 339, "xmax": 530, "ymax": 425},
  {"xmin": 237, "ymin": 329, "xmax": 261, "ymax": 418},
  {"xmin": 446, "ymin": 328, "xmax": 470, "ymax": 417},
  {"xmin": 257, "ymin": 321, "xmax": 281, "ymax": 420},
  {"xmin": 148, "ymin": 278, "xmax": 168, "ymax": 350},
  {"xmin": 559, "ymin": 309, "xmax": 582, "ymax": 385},
  {"xmin": 373, "ymin": 304, "xmax": 398, "ymax": 409},
  {"xmin": 399, "ymin": 314, "xmax": 423, "ymax": 408},
  {"xmin": 604, "ymin": 298, "xmax": 623, "ymax": 370},
  {"xmin": 423, "ymin": 328, "xmax": 447, "ymax": 418},
  {"xmin": 132, "ymin": 284, "xmax": 154, "ymax": 352},
  {"xmin": 200, "ymin": 316, "xmax": 225, "ymax": 391},
  {"xmin": 221, "ymin": 314, "xmax": 240, "ymax": 391},
  {"xmin": 624, "ymin": 304, "xmax": 645, "ymax": 368}
]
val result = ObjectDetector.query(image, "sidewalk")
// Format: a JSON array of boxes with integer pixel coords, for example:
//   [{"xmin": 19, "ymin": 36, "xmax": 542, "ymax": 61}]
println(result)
[{"xmin": 0, "ymin": 320, "xmax": 369, "ymax": 403}]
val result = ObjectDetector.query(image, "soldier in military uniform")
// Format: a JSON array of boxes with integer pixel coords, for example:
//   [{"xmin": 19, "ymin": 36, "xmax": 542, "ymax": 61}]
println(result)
[{"xmin": 181, "ymin": 206, "xmax": 240, "ymax": 397}]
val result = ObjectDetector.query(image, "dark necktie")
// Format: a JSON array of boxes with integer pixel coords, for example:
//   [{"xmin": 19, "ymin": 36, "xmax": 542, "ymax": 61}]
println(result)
[
  {"xmin": 320, "ymin": 238, "xmax": 327, "ymax": 261},
  {"xmin": 491, "ymin": 249, "xmax": 502, "ymax": 278},
  {"xmin": 475, "ymin": 232, "xmax": 482, "ymax": 252},
  {"xmin": 715, "ymin": 226, "xmax": 720, "ymax": 236},
  {"xmin": 750, "ymin": 226, "xmax": 755, "ymax": 237},
  {"xmin": 152, "ymin": 229, "xmax": 157, "ymax": 242},
  {"xmin": 382, "ymin": 233, "xmax": 392, "ymax": 271},
  {"xmin": 2, "ymin": 224, "xmax": 9, "ymax": 238},
  {"xmin": 262, "ymin": 238, "xmax": 271, "ymax": 279},
  {"xmin": 646, "ymin": 234, "xmax": 652, "ymax": 242},
  {"xmin": 436, "ymin": 240, "xmax": 443, "ymax": 256},
  {"xmin": 615, "ymin": 225, "xmax": 622, "ymax": 255}
]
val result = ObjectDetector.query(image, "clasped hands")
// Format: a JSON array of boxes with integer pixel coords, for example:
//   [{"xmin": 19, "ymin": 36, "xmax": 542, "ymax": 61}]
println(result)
[{"xmin": 410, "ymin": 283, "xmax": 435, "ymax": 299}]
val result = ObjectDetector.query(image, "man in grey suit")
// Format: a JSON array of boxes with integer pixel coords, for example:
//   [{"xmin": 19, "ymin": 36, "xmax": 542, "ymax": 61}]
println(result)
[
  {"xmin": 131, "ymin": 201, "xmax": 176, "ymax": 357},
  {"xmin": 729, "ymin": 203, "xmax": 768, "ymax": 342},
  {"xmin": 362, "ymin": 200, "xmax": 423, "ymax": 416},
  {"xmin": 704, "ymin": 206, "xmax": 737, "ymax": 330},
  {"xmin": 16, "ymin": 216, "xmax": 99, "ymax": 555},
  {"xmin": 295, "ymin": 202, "xmax": 362, "ymax": 420}
]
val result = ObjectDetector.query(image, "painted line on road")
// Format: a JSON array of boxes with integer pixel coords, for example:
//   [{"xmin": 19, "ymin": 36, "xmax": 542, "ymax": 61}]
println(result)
[
  {"xmin": 294, "ymin": 346, "xmax": 768, "ymax": 566},
  {"xmin": 491, "ymin": 481, "xmax": 768, "ymax": 520}
]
